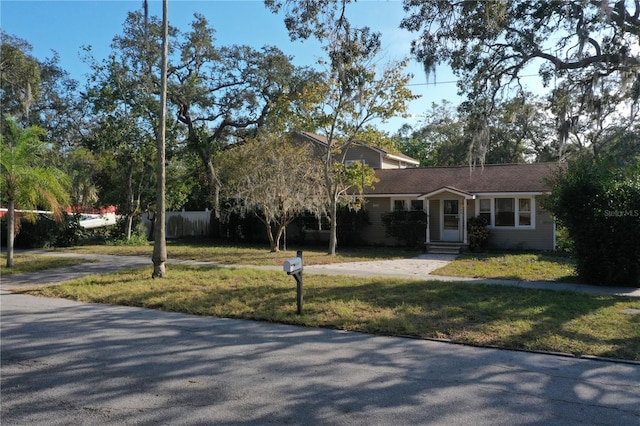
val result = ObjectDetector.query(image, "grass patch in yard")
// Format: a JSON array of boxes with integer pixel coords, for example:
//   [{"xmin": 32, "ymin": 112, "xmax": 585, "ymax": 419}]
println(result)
[
  {"xmin": 1, "ymin": 254, "xmax": 94, "ymax": 276},
  {"xmin": 23, "ymin": 265, "xmax": 640, "ymax": 361},
  {"xmin": 432, "ymin": 252, "xmax": 578, "ymax": 282},
  {"xmin": 52, "ymin": 239, "xmax": 421, "ymax": 266}
]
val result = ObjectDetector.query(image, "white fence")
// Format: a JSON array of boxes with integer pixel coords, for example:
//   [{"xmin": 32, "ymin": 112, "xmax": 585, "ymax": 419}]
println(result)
[{"xmin": 142, "ymin": 209, "xmax": 211, "ymax": 239}]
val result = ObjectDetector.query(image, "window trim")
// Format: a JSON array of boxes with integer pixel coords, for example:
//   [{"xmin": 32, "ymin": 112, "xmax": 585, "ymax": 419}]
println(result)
[{"xmin": 475, "ymin": 196, "xmax": 536, "ymax": 229}]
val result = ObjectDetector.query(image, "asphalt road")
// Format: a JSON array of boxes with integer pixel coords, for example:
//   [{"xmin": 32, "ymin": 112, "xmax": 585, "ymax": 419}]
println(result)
[{"xmin": 2, "ymin": 290, "xmax": 639, "ymax": 425}]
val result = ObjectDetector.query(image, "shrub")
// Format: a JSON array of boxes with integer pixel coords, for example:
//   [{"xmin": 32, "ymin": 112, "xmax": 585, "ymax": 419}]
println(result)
[
  {"xmin": 467, "ymin": 215, "xmax": 489, "ymax": 252},
  {"xmin": 107, "ymin": 219, "xmax": 149, "ymax": 246},
  {"xmin": 542, "ymin": 157, "xmax": 640, "ymax": 286},
  {"xmin": 6, "ymin": 213, "xmax": 87, "ymax": 249},
  {"xmin": 555, "ymin": 226, "xmax": 574, "ymax": 254},
  {"xmin": 336, "ymin": 206, "xmax": 370, "ymax": 246},
  {"xmin": 381, "ymin": 210, "xmax": 427, "ymax": 248}
]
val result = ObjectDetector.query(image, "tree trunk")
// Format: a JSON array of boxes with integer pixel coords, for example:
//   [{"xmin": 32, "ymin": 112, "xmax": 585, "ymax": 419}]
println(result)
[
  {"xmin": 152, "ymin": 0, "xmax": 168, "ymax": 278},
  {"xmin": 273, "ymin": 224, "xmax": 287, "ymax": 252},
  {"xmin": 328, "ymin": 196, "xmax": 338, "ymax": 255},
  {"xmin": 266, "ymin": 224, "xmax": 279, "ymax": 252},
  {"xmin": 125, "ymin": 161, "xmax": 134, "ymax": 240},
  {"xmin": 199, "ymin": 149, "xmax": 221, "ymax": 220},
  {"xmin": 6, "ymin": 199, "xmax": 15, "ymax": 268}
]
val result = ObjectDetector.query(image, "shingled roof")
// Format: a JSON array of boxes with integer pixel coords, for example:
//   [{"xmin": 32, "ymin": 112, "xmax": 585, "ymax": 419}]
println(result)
[{"xmin": 364, "ymin": 163, "xmax": 563, "ymax": 196}]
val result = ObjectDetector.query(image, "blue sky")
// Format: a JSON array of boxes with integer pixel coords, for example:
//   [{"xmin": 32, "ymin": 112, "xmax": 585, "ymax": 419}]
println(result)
[{"xmin": 1, "ymin": 0, "xmax": 462, "ymax": 133}]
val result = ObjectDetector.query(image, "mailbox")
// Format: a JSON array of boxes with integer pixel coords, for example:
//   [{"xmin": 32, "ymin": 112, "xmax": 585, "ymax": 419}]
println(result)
[
  {"xmin": 283, "ymin": 257, "xmax": 302, "ymax": 273},
  {"xmin": 284, "ymin": 250, "xmax": 304, "ymax": 315}
]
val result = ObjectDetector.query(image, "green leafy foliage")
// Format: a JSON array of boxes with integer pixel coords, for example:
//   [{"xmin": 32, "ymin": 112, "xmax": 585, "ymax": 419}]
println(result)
[
  {"xmin": 2, "ymin": 213, "xmax": 86, "ymax": 249},
  {"xmin": 542, "ymin": 157, "xmax": 640, "ymax": 286},
  {"xmin": 0, "ymin": 32, "xmax": 41, "ymax": 119},
  {"xmin": 554, "ymin": 226, "xmax": 574, "ymax": 254},
  {"xmin": 467, "ymin": 216, "xmax": 489, "ymax": 252},
  {"xmin": 335, "ymin": 206, "xmax": 370, "ymax": 247},
  {"xmin": 381, "ymin": 210, "xmax": 426, "ymax": 248},
  {"xmin": 401, "ymin": 1, "xmax": 640, "ymax": 163}
]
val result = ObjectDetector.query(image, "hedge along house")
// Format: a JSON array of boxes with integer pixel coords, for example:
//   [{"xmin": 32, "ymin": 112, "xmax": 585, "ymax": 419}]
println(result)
[{"xmin": 361, "ymin": 163, "xmax": 563, "ymax": 252}]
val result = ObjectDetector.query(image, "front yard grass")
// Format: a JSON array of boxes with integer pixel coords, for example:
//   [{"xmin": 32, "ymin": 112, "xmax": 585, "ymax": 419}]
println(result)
[
  {"xmin": 23, "ymin": 265, "xmax": 640, "ymax": 361},
  {"xmin": 431, "ymin": 252, "xmax": 578, "ymax": 282},
  {"xmin": 1, "ymin": 254, "xmax": 93, "ymax": 276},
  {"xmin": 52, "ymin": 239, "xmax": 422, "ymax": 266}
]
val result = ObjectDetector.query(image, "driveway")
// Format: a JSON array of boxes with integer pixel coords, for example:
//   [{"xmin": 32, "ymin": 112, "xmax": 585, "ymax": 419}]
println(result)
[
  {"xmin": 304, "ymin": 253, "xmax": 458, "ymax": 278},
  {"xmin": 2, "ymin": 292, "xmax": 639, "ymax": 425}
]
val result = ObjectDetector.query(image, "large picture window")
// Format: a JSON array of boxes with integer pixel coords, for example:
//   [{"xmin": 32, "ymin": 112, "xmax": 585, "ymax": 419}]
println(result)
[{"xmin": 477, "ymin": 196, "xmax": 535, "ymax": 229}]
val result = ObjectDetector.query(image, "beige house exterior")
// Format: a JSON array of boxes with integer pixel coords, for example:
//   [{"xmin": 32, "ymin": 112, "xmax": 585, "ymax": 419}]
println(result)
[{"xmin": 362, "ymin": 163, "xmax": 562, "ymax": 251}]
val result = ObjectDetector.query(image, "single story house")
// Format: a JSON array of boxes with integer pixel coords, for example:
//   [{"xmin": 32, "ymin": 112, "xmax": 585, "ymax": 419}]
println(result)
[{"xmin": 360, "ymin": 163, "xmax": 562, "ymax": 252}]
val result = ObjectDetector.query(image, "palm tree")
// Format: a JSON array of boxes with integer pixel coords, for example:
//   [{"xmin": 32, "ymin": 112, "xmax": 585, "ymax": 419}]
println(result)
[{"xmin": 0, "ymin": 116, "xmax": 70, "ymax": 267}]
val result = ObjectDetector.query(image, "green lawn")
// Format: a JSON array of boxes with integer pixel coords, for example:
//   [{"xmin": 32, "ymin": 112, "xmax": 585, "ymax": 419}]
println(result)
[
  {"xmin": 53, "ymin": 240, "xmax": 421, "ymax": 266},
  {"xmin": 24, "ymin": 264, "xmax": 640, "ymax": 361},
  {"xmin": 1, "ymin": 254, "xmax": 93, "ymax": 276},
  {"xmin": 432, "ymin": 252, "xmax": 578, "ymax": 282}
]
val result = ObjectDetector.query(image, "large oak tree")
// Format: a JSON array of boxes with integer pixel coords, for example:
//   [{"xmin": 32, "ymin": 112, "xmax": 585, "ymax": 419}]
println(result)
[{"xmin": 401, "ymin": 0, "xmax": 640, "ymax": 155}]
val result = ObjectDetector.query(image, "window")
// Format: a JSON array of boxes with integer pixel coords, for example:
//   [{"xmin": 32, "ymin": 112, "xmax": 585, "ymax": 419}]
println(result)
[
  {"xmin": 479, "ymin": 199, "xmax": 491, "ymax": 224},
  {"xmin": 481, "ymin": 197, "xmax": 534, "ymax": 228},
  {"xmin": 495, "ymin": 198, "xmax": 515, "ymax": 227},
  {"xmin": 392, "ymin": 199, "xmax": 423, "ymax": 211},
  {"xmin": 519, "ymin": 198, "xmax": 531, "ymax": 226}
]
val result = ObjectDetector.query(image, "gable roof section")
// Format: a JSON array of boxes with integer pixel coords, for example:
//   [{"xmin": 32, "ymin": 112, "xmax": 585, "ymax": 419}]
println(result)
[
  {"xmin": 296, "ymin": 131, "xmax": 419, "ymax": 166},
  {"xmin": 365, "ymin": 163, "xmax": 563, "ymax": 195},
  {"xmin": 418, "ymin": 186, "xmax": 475, "ymax": 199}
]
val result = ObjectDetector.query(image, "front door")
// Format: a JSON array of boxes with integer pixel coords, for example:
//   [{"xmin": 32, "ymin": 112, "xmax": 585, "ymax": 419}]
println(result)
[{"xmin": 442, "ymin": 199, "xmax": 460, "ymax": 241}]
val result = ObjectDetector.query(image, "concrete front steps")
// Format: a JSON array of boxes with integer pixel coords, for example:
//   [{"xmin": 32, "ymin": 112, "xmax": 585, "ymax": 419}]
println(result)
[{"xmin": 426, "ymin": 242, "xmax": 467, "ymax": 255}]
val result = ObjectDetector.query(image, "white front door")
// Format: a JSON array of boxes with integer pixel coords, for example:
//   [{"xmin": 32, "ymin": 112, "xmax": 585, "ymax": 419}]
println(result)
[{"xmin": 442, "ymin": 199, "xmax": 461, "ymax": 241}]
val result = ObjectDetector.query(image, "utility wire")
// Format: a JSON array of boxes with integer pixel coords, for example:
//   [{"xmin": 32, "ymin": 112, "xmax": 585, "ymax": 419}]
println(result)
[{"xmin": 406, "ymin": 74, "xmax": 540, "ymax": 87}]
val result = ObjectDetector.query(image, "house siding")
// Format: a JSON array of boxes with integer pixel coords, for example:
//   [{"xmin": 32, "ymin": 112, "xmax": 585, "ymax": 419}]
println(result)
[
  {"xmin": 362, "ymin": 197, "xmax": 396, "ymax": 245},
  {"xmin": 488, "ymin": 197, "xmax": 555, "ymax": 250},
  {"xmin": 380, "ymin": 157, "xmax": 404, "ymax": 169},
  {"xmin": 346, "ymin": 145, "xmax": 382, "ymax": 168}
]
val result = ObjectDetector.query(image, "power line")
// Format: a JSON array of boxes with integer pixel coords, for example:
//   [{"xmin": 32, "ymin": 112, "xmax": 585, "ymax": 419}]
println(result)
[{"xmin": 407, "ymin": 74, "xmax": 541, "ymax": 87}]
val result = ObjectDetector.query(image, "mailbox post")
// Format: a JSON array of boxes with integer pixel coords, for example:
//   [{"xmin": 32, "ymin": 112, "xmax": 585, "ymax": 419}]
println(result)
[{"xmin": 283, "ymin": 250, "xmax": 303, "ymax": 315}]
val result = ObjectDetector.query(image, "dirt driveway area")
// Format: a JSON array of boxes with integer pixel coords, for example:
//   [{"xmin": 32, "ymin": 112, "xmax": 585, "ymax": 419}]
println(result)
[{"xmin": 305, "ymin": 253, "xmax": 458, "ymax": 279}]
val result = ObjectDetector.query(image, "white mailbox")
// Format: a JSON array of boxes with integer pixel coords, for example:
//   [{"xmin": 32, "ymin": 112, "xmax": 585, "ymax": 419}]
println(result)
[{"xmin": 283, "ymin": 257, "xmax": 303, "ymax": 273}]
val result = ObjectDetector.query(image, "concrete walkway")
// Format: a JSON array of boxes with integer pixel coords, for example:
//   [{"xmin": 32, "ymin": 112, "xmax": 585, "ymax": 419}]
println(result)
[{"xmin": 2, "ymin": 251, "xmax": 639, "ymax": 298}]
